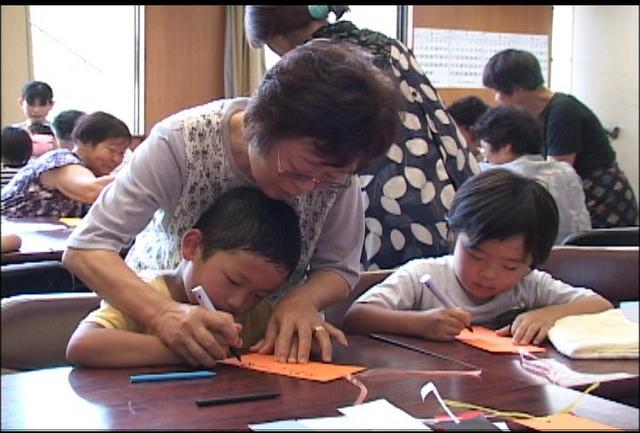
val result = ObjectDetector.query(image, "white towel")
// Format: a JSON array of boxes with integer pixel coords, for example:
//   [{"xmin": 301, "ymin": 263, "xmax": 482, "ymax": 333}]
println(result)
[{"xmin": 548, "ymin": 309, "xmax": 639, "ymax": 359}]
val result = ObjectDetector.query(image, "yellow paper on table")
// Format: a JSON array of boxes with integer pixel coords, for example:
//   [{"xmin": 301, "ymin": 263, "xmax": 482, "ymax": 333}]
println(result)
[
  {"xmin": 456, "ymin": 326, "xmax": 546, "ymax": 353},
  {"xmin": 513, "ymin": 413, "xmax": 621, "ymax": 431},
  {"xmin": 59, "ymin": 217, "xmax": 82, "ymax": 228},
  {"xmin": 219, "ymin": 353, "xmax": 366, "ymax": 382}
]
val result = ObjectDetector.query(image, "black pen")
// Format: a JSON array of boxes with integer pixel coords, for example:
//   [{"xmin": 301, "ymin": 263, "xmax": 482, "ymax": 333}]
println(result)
[
  {"xmin": 191, "ymin": 286, "xmax": 243, "ymax": 362},
  {"xmin": 420, "ymin": 274, "xmax": 473, "ymax": 333},
  {"xmin": 196, "ymin": 391, "xmax": 281, "ymax": 407}
]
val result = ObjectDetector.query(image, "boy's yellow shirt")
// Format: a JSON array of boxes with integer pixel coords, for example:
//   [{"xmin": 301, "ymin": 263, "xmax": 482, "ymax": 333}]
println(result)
[{"xmin": 82, "ymin": 274, "xmax": 273, "ymax": 348}]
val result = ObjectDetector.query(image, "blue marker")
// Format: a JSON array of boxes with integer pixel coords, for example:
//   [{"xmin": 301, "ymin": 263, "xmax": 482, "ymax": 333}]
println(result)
[{"xmin": 130, "ymin": 370, "xmax": 216, "ymax": 383}]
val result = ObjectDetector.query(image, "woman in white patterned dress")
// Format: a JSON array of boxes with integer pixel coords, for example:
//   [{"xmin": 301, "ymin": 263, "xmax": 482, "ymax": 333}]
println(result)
[{"xmin": 245, "ymin": 5, "xmax": 480, "ymax": 270}]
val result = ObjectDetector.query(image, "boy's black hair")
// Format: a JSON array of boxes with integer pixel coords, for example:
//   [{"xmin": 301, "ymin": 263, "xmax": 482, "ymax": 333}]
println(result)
[
  {"xmin": 471, "ymin": 106, "xmax": 542, "ymax": 155},
  {"xmin": 482, "ymin": 49, "xmax": 545, "ymax": 95},
  {"xmin": 28, "ymin": 122, "xmax": 55, "ymax": 136},
  {"xmin": 193, "ymin": 186, "xmax": 302, "ymax": 276},
  {"xmin": 21, "ymin": 81, "xmax": 54, "ymax": 105},
  {"xmin": 72, "ymin": 111, "xmax": 131, "ymax": 146},
  {"xmin": 1, "ymin": 126, "xmax": 33, "ymax": 166},
  {"xmin": 447, "ymin": 169, "xmax": 558, "ymax": 268},
  {"xmin": 53, "ymin": 110, "xmax": 86, "ymax": 141},
  {"xmin": 447, "ymin": 96, "xmax": 489, "ymax": 129}
]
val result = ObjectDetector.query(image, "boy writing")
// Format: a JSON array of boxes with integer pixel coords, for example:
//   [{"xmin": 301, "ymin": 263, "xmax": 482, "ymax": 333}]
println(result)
[
  {"xmin": 67, "ymin": 186, "xmax": 340, "ymax": 367},
  {"xmin": 343, "ymin": 169, "xmax": 612, "ymax": 345}
]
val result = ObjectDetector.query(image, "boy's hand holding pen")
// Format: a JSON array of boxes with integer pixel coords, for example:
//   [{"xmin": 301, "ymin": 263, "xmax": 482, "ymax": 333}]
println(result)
[
  {"xmin": 420, "ymin": 275, "xmax": 474, "ymax": 334},
  {"xmin": 191, "ymin": 286, "xmax": 243, "ymax": 363}
]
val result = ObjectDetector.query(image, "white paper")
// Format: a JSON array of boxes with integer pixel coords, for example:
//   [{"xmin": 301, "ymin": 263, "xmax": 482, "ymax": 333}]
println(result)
[
  {"xmin": 412, "ymin": 28, "xmax": 549, "ymax": 88},
  {"xmin": 338, "ymin": 398, "xmax": 431, "ymax": 430}
]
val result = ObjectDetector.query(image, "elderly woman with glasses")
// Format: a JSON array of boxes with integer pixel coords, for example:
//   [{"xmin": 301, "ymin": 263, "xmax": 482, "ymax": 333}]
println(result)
[{"xmin": 63, "ymin": 39, "xmax": 401, "ymax": 367}]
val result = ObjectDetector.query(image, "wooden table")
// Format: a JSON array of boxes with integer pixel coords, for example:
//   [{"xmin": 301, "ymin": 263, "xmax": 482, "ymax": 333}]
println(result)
[
  {"xmin": 2, "ymin": 335, "xmax": 638, "ymax": 430},
  {"xmin": 1, "ymin": 218, "xmax": 73, "ymax": 265}
]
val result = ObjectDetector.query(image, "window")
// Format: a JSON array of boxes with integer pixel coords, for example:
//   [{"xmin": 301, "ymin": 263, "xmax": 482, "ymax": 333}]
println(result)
[
  {"xmin": 264, "ymin": 6, "xmax": 399, "ymax": 70},
  {"xmin": 29, "ymin": 6, "xmax": 143, "ymax": 134}
]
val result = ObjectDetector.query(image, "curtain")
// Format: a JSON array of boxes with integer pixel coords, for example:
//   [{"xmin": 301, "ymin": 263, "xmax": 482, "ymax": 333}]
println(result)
[
  {"xmin": 224, "ymin": 5, "xmax": 265, "ymax": 98},
  {"xmin": 1, "ymin": 5, "xmax": 33, "ymax": 126}
]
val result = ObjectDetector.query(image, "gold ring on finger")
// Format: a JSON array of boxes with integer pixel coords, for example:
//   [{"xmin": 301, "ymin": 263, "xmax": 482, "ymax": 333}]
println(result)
[{"xmin": 313, "ymin": 324, "xmax": 326, "ymax": 333}]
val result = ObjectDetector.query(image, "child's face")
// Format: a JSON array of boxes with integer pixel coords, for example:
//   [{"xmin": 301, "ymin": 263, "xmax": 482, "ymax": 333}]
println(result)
[
  {"xmin": 453, "ymin": 232, "xmax": 532, "ymax": 303},
  {"xmin": 19, "ymin": 98, "xmax": 54, "ymax": 124},
  {"xmin": 186, "ymin": 249, "xmax": 287, "ymax": 315}
]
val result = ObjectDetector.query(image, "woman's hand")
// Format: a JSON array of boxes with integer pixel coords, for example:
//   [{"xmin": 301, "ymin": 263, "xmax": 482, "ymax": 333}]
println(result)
[
  {"xmin": 150, "ymin": 301, "xmax": 243, "ymax": 368},
  {"xmin": 250, "ymin": 292, "xmax": 348, "ymax": 363}
]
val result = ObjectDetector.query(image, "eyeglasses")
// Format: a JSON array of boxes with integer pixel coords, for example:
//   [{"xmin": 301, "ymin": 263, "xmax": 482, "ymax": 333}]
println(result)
[{"xmin": 276, "ymin": 148, "xmax": 352, "ymax": 190}]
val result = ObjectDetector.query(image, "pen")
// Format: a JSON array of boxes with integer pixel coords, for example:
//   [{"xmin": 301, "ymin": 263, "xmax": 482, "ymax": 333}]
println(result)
[
  {"xmin": 419, "ymin": 275, "xmax": 474, "ymax": 333},
  {"xmin": 130, "ymin": 370, "xmax": 216, "ymax": 383},
  {"xmin": 196, "ymin": 391, "xmax": 281, "ymax": 407},
  {"xmin": 191, "ymin": 285, "xmax": 243, "ymax": 363}
]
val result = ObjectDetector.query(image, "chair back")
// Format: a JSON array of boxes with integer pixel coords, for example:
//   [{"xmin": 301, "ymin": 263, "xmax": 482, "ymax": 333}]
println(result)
[
  {"xmin": 325, "ymin": 269, "xmax": 392, "ymax": 328},
  {"xmin": 1, "ymin": 292, "xmax": 100, "ymax": 372},
  {"xmin": 539, "ymin": 246, "xmax": 639, "ymax": 306},
  {"xmin": 561, "ymin": 227, "xmax": 639, "ymax": 247}
]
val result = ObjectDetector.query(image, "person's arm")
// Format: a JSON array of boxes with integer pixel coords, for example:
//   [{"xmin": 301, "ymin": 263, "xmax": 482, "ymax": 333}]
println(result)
[
  {"xmin": 63, "ymin": 126, "xmax": 238, "ymax": 367},
  {"xmin": 1, "ymin": 233, "xmax": 21, "ymax": 253},
  {"xmin": 66, "ymin": 307, "xmax": 243, "ymax": 368},
  {"xmin": 40, "ymin": 164, "xmax": 115, "ymax": 203},
  {"xmin": 67, "ymin": 322, "xmax": 183, "ymax": 367},
  {"xmin": 344, "ymin": 303, "xmax": 471, "ymax": 341},
  {"xmin": 497, "ymin": 294, "xmax": 613, "ymax": 345}
]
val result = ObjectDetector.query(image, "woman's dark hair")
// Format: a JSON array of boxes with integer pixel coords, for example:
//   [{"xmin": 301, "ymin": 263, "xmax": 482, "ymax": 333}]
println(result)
[
  {"xmin": 447, "ymin": 96, "xmax": 489, "ymax": 129},
  {"xmin": 482, "ymin": 49, "xmax": 545, "ymax": 95},
  {"xmin": 1, "ymin": 126, "xmax": 33, "ymax": 166},
  {"xmin": 447, "ymin": 169, "xmax": 558, "ymax": 268},
  {"xmin": 193, "ymin": 186, "xmax": 302, "ymax": 277},
  {"xmin": 471, "ymin": 106, "xmax": 542, "ymax": 155},
  {"xmin": 244, "ymin": 39, "xmax": 401, "ymax": 171},
  {"xmin": 245, "ymin": 5, "xmax": 351, "ymax": 48},
  {"xmin": 72, "ymin": 111, "xmax": 131, "ymax": 147}
]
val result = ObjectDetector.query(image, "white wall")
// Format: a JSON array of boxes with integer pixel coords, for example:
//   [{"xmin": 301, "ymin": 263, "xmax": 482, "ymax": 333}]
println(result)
[{"xmin": 552, "ymin": 5, "xmax": 639, "ymax": 204}]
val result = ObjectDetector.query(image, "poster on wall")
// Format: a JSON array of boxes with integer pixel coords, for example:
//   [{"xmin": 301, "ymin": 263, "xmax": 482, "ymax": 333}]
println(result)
[{"xmin": 413, "ymin": 28, "xmax": 549, "ymax": 88}]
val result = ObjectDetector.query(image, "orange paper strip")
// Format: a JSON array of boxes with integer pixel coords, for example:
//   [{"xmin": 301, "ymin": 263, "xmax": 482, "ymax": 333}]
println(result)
[
  {"xmin": 219, "ymin": 353, "xmax": 366, "ymax": 382},
  {"xmin": 456, "ymin": 326, "xmax": 546, "ymax": 353},
  {"xmin": 513, "ymin": 412, "xmax": 621, "ymax": 431}
]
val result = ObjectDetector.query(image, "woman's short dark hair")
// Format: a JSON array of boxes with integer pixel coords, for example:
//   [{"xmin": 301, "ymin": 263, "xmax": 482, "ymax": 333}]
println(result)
[
  {"xmin": 193, "ymin": 186, "xmax": 302, "ymax": 277},
  {"xmin": 482, "ymin": 49, "xmax": 545, "ymax": 95},
  {"xmin": 244, "ymin": 39, "xmax": 401, "ymax": 171},
  {"xmin": 244, "ymin": 5, "xmax": 351, "ymax": 48},
  {"xmin": 447, "ymin": 169, "xmax": 558, "ymax": 268},
  {"xmin": 471, "ymin": 106, "xmax": 542, "ymax": 155},
  {"xmin": 72, "ymin": 111, "xmax": 131, "ymax": 147},
  {"xmin": 1, "ymin": 126, "xmax": 33, "ymax": 165},
  {"xmin": 447, "ymin": 96, "xmax": 489, "ymax": 129}
]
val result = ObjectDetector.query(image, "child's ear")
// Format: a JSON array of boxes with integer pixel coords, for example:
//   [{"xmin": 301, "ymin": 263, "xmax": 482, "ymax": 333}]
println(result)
[
  {"xmin": 181, "ymin": 229, "xmax": 203, "ymax": 261},
  {"xmin": 17, "ymin": 97, "xmax": 24, "ymax": 107}
]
